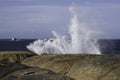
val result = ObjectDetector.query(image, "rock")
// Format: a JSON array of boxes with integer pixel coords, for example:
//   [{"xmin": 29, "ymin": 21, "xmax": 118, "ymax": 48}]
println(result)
[
  {"xmin": 22, "ymin": 54, "xmax": 98, "ymax": 67},
  {"xmin": 41, "ymin": 59, "xmax": 78, "ymax": 74},
  {"xmin": 0, "ymin": 52, "xmax": 73, "ymax": 80},
  {"xmin": 0, "ymin": 64, "xmax": 29, "ymax": 79},
  {"xmin": 22, "ymin": 54, "xmax": 82, "ymax": 74},
  {"xmin": 22, "ymin": 54, "xmax": 77, "ymax": 67},
  {"xmin": 0, "ymin": 51, "xmax": 36, "ymax": 67},
  {"xmin": 22, "ymin": 54, "xmax": 101, "ymax": 74},
  {"xmin": 67, "ymin": 55, "xmax": 120, "ymax": 80},
  {"xmin": 1, "ymin": 67, "xmax": 73, "ymax": 80},
  {"xmin": 22, "ymin": 54, "xmax": 120, "ymax": 80},
  {"xmin": 1, "ymin": 52, "xmax": 120, "ymax": 80}
]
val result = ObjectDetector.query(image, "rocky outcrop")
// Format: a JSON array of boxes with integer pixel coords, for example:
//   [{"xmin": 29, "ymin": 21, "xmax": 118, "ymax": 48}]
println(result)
[
  {"xmin": 0, "ymin": 64, "xmax": 29, "ymax": 79},
  {"xmin": 0, "ymin": 52, "xmax": 73, "ymax": 80},
  {"xmin": 1, "ymin": 51, "xmax": 120, "ymax": 80},
  {"xmin": 0, "ymin": 51, "xmax": 36, "ymax": 67},
  {"xmin": 22, "ymin": 54, "xmax": 120, "ymax": 80},
  {"xmin": 67, "ymin": 55, "xmax": 120, "ymax": 80},
  {"xmin": 1, "ymin": 67, "xmax": 73, "ymax": 80}
]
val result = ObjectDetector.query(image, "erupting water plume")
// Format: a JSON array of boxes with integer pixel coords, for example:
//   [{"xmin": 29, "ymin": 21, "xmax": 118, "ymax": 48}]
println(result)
[{"xmin": 27, "ymin": 6, "xmax": 101, "ymax": 54}]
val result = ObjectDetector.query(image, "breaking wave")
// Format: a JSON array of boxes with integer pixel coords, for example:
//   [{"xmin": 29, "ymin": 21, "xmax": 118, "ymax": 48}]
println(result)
[{"xmin": 27, "ymin": 6, "xmax": 101, "ymax": 54}]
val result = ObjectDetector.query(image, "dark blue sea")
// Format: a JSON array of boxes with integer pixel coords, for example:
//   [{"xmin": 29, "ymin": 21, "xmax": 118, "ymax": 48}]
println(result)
[
  {"xmin": 0, "ymin": 39, "xmax": 36, "ymax": 52},
  {"xmin": 0, "ymin": 39, "xmax": 120, "ymax": 54}
]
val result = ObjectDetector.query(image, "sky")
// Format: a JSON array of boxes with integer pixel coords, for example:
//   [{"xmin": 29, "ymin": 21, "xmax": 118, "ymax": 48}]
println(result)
[{"xmin": 0, "ymin": 0, "xmax": 120, "ymax": 39}]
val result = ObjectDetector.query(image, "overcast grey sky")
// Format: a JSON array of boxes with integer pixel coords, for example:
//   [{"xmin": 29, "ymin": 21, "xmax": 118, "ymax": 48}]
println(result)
[{"xmin": 0, "ymin": 0, "xmax": 120, "ymax": 39}]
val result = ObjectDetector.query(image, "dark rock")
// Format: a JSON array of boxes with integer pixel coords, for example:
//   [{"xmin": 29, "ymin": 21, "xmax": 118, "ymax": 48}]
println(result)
[
  {"xmin": 0, "ymin": 51, "xmax": 36, "ymax": 67},
  {"xmin": 1, "ymin": 67, "xmax": 73, "ymax": 80},
  {"xmin": 0, "ymin": 64, "xmax": 29, "ymax": 79}
]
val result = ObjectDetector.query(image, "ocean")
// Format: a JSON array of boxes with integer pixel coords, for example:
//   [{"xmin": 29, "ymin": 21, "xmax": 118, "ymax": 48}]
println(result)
[
  {"xmin": 0, "ymin": 39, "xmax": 120, "ymax": 54},
  {"xmin": 98, "ymin": 39, "xmax": 120, "ymax": 54},
  {"xmin": 0, "ymin": 39, "xmax": 36, "ymax": 52}
]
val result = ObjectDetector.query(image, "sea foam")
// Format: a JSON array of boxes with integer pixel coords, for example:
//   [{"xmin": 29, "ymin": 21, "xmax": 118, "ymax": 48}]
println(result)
[{"xmin": 27, "ymin": 6, "xmax": 101, "ymax": 54}]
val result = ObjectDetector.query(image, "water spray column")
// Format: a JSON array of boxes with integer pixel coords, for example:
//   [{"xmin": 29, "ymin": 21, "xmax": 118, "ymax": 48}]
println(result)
[{"xmin": 69, "ymin": 7, "xmax": 81, "ymax": 53}]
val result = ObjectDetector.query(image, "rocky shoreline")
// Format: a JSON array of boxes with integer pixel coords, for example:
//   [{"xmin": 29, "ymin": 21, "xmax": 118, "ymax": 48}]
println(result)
[{"xmin": 0, "ymin": 51, "xmax": 120, "ymax": 80}]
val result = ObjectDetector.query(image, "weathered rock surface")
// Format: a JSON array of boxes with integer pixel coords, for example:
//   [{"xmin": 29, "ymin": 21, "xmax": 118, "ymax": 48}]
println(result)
[
  {"xmin": 0, "ymin": 51, "xmax": 36, "ymax": 67},
  {"xmin": 0, "ymin": 64, "xmax": 29, "ymax": 79},
  {"xmin": 1, "ymin": 67, "xmax": 73, "ymax": 80},
  {"xmin": 0, "ymin": 52, "xmax": 73, "ymax": 80},
  {"xmin": 67, "ymin": 55, "xmax": 120, "ymax": 80},
  {"xmin": 22, "ymin": 54, "xmax": 120, "ymax": 80},
  {"xmin": 1, "ymin": 51, "xmax": 120, "ymax": 80}
]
